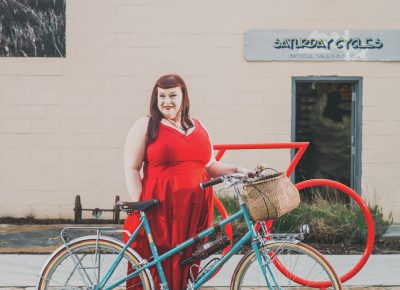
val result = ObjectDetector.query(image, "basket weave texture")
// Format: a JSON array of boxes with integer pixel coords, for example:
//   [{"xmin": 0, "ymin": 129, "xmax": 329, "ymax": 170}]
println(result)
[{"xmin": 244, "ymin": 172, "xmax": 300, "ymax": 221}]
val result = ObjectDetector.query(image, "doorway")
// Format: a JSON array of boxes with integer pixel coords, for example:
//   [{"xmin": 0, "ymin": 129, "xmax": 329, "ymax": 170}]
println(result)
[{"xmin": 292, "ymin": 77, "xmax": 362, "ymax": 195}]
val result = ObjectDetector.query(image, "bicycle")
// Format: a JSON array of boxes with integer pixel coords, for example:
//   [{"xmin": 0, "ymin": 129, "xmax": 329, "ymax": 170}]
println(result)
[{"xmin": 37, "ymin": 170, "xmax": 342, "ymax": 290}]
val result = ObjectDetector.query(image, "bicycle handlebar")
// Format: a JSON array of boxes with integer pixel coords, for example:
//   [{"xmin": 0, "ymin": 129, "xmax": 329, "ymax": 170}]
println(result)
[
  {"xmin": 200, "ymin": 172, "xmax": 254, "ymax": 189},
  {"xmin": 200, "ymin": 176, "xmax": 223, "ymax": 189},
  {"xmin": 200, "ymin": 167, "xmax": 269, "ymax": 189}
]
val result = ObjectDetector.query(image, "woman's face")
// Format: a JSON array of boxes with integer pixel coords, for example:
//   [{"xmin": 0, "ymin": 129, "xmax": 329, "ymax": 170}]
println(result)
[{"xmin": 157, "ymin": 86, "xmax": 183, "ymax": 120}]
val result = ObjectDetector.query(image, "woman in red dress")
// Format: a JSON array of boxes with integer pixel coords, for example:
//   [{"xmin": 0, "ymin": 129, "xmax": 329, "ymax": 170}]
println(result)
[{"xmin": 123, "ymin": 74, "xmax": 250, "ymax": 290}]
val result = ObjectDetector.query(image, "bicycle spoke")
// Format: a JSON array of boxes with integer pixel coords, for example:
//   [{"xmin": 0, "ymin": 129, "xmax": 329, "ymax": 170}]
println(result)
[
  {"xmin": 64, "ymin": 253, "xmax": 88, "ymax": 285},
  {"xmin": 232, "ymin": 242, "xmax": 340, "ymax": 289},
  {"xmin": 38, "ymin": 275, "xmax": 79, "ymax": 290},
  {"xmin": 68, "ymin": 252, "xmax": 94, "ymax": 287}
]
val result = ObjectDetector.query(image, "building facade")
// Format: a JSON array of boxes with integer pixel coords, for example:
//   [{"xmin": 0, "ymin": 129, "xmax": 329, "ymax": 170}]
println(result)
[{"xmin": 0, "ymin": 0, "xmax": 399, "ymax": 221}]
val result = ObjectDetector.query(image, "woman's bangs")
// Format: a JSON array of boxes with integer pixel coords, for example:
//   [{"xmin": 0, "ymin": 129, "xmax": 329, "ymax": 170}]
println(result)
[{"xmin": 156, "ymin": 75, "xmax": 184, "ymax": 89}]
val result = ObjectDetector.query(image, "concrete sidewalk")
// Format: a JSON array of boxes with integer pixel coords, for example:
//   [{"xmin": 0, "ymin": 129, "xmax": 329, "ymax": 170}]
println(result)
[{"xmin": 0, "ymin": 254, "xmax": 399, "ymax": 288}]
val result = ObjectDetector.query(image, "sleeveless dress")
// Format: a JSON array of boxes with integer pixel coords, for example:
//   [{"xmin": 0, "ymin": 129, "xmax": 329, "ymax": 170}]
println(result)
[{"xmin": 123, "ymin": 119, "xmax": 214, "ymax": 290}]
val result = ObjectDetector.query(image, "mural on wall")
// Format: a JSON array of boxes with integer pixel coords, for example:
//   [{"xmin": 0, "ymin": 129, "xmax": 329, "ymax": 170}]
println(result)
[{"xmin": 0, "ymin": 0, "xmax": 65, "ymax": 57}]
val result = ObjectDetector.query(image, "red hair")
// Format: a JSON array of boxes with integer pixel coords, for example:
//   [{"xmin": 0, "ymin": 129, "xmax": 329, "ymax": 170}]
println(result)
[{"xmin": 146, "ymin": 74, "xmax": 193, "ymax": 145}]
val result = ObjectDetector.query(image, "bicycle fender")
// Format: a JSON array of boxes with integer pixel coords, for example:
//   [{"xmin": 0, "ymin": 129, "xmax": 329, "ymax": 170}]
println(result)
[{"xmin": 36, "ymin": 235, "xmax": 154, "ymax": 290}]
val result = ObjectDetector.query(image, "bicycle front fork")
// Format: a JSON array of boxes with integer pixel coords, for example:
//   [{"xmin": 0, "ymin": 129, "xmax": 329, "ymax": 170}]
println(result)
[{"xmin": 252, "ymin": 240, "xmax": 283, "ymax": 290}]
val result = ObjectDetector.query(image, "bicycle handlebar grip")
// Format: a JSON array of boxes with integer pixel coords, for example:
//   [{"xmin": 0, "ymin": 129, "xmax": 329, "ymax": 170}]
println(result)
[{"xmin": 200, "ymin": 177, "xmax": 223, "ymax": 189}]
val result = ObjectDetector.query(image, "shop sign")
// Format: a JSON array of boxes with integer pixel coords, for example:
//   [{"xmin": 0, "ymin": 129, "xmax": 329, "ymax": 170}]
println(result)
[{"xmin": 244, "ymin": 30, "xmax": 400, "ymax": 61}]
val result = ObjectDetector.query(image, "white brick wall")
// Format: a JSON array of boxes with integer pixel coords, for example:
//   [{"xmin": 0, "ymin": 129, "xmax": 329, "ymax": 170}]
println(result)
[{"xmin": 0, "ymin": 0, "xmax": 399, "ymax": 221}]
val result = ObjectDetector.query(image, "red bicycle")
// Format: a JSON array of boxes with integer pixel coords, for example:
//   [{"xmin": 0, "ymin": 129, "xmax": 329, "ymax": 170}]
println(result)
[{"xmin": 213, "ymin": 142, "xmax": 374, "ymax": 286}]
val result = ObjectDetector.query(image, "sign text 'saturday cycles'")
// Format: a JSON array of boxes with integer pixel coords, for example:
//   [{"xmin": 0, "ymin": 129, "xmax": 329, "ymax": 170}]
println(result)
[{"xmin": 273, "ymin": 37, "xmax": 383, "ymax": 50}]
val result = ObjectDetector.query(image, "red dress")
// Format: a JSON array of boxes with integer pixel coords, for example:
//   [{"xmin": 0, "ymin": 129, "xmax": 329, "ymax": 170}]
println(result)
[{"xmin": 123, "ymin": 119, "xmax": 214, "ymax": 290}]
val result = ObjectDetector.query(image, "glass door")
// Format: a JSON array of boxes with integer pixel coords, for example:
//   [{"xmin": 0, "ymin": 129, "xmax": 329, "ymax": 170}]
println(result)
[{"xmin": 293, "ymin": 78, "xmax": 362, "ymax": 195}]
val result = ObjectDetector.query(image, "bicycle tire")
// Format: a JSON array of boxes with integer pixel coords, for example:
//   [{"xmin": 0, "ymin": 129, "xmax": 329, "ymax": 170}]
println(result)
[
  {"xmin": 231, "ymin": 242, "xmax": 342, "ymax": 290},
  {"xmin": 37, "ymin": 237, "xmax": 154, "ymax": 290}
]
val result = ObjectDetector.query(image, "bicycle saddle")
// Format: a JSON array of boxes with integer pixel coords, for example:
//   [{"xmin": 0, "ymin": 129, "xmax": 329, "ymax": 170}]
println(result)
[{"xmin": 116, "ymin": 199, "xmax": 160, "ymax": 212}]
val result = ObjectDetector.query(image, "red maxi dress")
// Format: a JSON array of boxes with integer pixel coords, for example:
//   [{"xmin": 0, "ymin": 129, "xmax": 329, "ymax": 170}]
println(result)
[{"xmin": 123, "ymin": 119, "xmax": 214, "ymax": 290}]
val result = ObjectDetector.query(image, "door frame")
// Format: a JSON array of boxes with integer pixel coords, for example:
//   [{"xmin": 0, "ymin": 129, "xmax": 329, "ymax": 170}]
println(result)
[{"xmin": 291, "ymin": 76, "xmax": 363, "ymax": 194}]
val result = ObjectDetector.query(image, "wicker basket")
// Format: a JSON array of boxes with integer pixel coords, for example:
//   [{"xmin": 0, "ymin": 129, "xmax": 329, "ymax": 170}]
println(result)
[{"xmin": 243, "ymin": 172, "xmax": 300, "ymax": 221}]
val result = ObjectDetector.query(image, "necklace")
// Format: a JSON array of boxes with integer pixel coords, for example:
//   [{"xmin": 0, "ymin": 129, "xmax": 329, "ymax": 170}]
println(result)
[{"xmin": 164, "ymin": 118, "xmax": 188, "ymax": 134}]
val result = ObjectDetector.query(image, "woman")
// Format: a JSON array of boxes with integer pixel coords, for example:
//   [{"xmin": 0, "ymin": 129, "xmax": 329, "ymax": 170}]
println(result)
[{"xmin": 123, "ymin": 74, "xmax": 250, "ymax": 290}]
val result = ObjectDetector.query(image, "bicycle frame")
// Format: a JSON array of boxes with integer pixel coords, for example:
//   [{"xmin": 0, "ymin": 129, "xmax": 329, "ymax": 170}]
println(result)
[{"xmin": 96, "ymin": 190, "xmax": 271, "ymax": 290}]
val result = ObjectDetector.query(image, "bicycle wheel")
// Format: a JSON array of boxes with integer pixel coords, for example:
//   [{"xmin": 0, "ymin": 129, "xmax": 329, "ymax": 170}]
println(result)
[
  {"xmin": 37, "ymin": 237, "xmax": 153, "ymax": 290},
  {"xmin": 231, "ymin": 242, "xmax": 342, "ymax": 290}
]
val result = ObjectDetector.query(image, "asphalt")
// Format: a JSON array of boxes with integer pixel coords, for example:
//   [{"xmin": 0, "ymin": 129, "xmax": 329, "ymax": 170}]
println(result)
[
  {"xmin": 0, "ymin": 224, "xmax": 399, "ymax": 288},
  {"xmin": 2, "ymin": 223, "xmax": 398, "ymax": 255}
]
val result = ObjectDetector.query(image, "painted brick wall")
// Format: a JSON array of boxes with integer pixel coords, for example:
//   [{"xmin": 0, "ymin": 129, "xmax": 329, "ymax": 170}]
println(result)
[{"xmin": 0, "ymin": 0, "xmax": 399, "ymax": 221}]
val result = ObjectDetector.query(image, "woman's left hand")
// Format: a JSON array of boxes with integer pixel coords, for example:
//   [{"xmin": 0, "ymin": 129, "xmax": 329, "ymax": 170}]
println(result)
[{"xmin": 236, "ymin": 167, "xmax": 257, "ymax": 178}]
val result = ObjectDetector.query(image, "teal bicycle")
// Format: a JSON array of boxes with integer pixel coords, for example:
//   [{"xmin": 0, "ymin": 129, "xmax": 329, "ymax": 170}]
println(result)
[{"xmin": 37, "ymin": 171, "xmax": 342, "ymax": 290}]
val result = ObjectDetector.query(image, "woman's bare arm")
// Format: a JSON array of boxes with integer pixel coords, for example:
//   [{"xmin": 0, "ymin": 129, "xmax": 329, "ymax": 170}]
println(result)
[
  {"xmin": 206, "ymin": 156, "xmax": 251, "ymax": 178},
  {"xmin": 123, "ymin": 117, "xmax": 149, "ymax": 202},
  {"xmin": 199, "ymin": 120, "xmax": 251, "ymax": 178}
]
